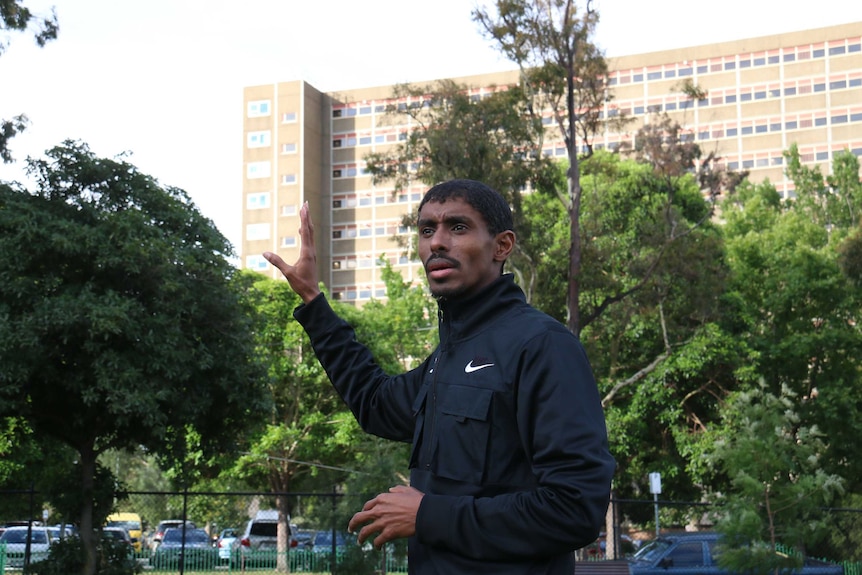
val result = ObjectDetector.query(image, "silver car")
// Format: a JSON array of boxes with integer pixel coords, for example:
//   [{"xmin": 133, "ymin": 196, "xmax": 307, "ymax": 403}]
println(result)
[{"xmin": 0, "ymin": 525, "xmax": 54, "ymax": 568}]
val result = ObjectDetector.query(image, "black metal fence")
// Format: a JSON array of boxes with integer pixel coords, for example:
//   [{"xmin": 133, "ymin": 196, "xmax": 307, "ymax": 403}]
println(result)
[
  {"xmin": 0, "ymin": 487, "xmax": 408, "ymax": 574},
  {"xmin": 3, "ymin": 489, "xmax": 861, "ymax": 573}
]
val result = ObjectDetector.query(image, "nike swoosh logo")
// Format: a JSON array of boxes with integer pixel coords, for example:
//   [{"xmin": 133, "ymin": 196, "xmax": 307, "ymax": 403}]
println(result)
[{"xmin": 465, "ymin": 360, "xmax": 494, "ymax": 373}]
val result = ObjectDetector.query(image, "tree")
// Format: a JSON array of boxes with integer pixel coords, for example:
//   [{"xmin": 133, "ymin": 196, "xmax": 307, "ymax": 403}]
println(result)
[
  {"xmin": 230, "ymin": 271, "xmax": 348, "ymax": 572},
  {"xmin": 364, "ymin": 79, "xmax": 557, "ymax": 300},
  {"xmin": 705, "ymin": 382, "xmax": 843, "ymax": 574},
  {"xmin": 0, "ymin": 140, "xmax": 267, "ymax": 575},
  {"xmin": 474, "ymin": 0, "xmax": 613, "ymax": 335},
  {"xmin": 231, "ymin": 263, "xmax": 436, "ymax": 571},
  {"xmin": 0, "ymin": 0, "xmax": 59, "ymax": 162}
]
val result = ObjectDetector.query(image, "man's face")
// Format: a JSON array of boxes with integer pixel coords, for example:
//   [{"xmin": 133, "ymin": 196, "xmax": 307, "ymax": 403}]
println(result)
[{"xmin": 417, "ymin": 198, "xmax": 509, "ymax": 300}]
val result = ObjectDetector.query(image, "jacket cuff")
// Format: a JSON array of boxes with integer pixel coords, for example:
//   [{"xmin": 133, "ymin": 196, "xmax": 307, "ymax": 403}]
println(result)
[
  {"xmin": 293, "ymin": 293, "xmax": 342, "ymax": 338},
  {"xmin": 415, "ymin": 493, "xmax": 456, "ymax": 546}
]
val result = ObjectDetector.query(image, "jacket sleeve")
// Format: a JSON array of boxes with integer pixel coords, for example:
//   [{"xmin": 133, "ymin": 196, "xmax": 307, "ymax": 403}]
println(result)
[
  {"xmin": 415, "ymin": 326, "xmax": 616, "ymax": 560},
  {"xmin": 294, "ymin": 293, "xmax": 423, "ymax": 443}
]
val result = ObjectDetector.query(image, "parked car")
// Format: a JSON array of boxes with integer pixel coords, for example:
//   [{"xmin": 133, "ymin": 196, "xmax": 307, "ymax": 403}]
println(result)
[
  {"xmin": 47, "ymin": 524, "xmax": 76, "ymax": 541},
  {"xmin": 101, "ymin": 527, "xmax": 133, "ymax": 546},
  {"xmin": 311, "ymin": 530, "xmax": 348, "ymax": 554},
  {"xmin": 216, "ymin": 527, "xmax": 238, "ymax": 562},
  {"xmin": 149, "ymin": 519, "xmax": 196, "ymax": 552},
  {"xmin": 105, "ymin": 512, "xmax": 143, "ymax": 553},
  {"xmin": 150, "ymin": 527, "xmax": 217, "ymax": 570},
  {"xmin": 236, "ymin": 510, "xmax": 298, "ymax": 568},
  {"xmin": 0, "ymin": 525, "xmax": 54, "ymax": 568},
  {"xmin": 629, "ymin": 532, "xmax": 843, "ymax": 575},
  {"xmin": 100, "ymin": 526, "xmax": 134, "ymax": 559}
]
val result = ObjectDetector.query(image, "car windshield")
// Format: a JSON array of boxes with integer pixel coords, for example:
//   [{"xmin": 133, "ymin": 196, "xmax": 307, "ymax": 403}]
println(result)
[
  {"xmin": 632, "ymin": 539, "xmax": 672, "ymax": 562},
  {"xmin": 314, "ymin": 531, "xmax": 345, "ymax": 546},
  {"xmin": 163, "ymin": 528, "xmax": 208, "ymax": 544},
  {"xmin": 249, "ymin": 523, "xmax": 278, "ymax": 537},
  {"xmin": 1, "ymin": 529, "xmax": 48, "ymax": 544},
  {"xmin": 107, "ymin": 520, "xmax": 140, "ymax": 530}
]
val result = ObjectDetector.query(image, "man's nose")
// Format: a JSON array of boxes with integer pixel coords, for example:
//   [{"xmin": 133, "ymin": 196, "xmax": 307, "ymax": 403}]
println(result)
[{"xmin": 429, "ymin": 229, "xmax": 449, "ymax": 251}]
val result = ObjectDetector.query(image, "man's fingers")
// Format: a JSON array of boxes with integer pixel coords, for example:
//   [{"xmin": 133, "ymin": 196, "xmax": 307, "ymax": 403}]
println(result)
[{"xmin": 263, "ymin": 251, "xmax": 292, "ymax": 277}]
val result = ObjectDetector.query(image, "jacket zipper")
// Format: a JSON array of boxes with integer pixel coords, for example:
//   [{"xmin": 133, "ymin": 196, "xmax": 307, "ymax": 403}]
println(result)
[{"xmin": 423, "ymin": 307, "xmax": 445, "ymax": 469}]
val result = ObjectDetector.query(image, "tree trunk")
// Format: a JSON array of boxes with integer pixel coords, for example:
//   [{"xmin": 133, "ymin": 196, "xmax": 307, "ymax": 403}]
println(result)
[
  {"xmin": 79, "ymin": 444, "xmax": 98, "ymax": 575},
  {"xmin": 276, "ymin": 494, "xmax": 291, "ymax": 573}
]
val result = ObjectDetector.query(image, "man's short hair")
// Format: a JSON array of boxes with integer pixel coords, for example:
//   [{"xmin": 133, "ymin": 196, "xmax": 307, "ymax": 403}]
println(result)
[{"xmin": 418, "ymin": 179, "xmax": 514, "ymax": 236}]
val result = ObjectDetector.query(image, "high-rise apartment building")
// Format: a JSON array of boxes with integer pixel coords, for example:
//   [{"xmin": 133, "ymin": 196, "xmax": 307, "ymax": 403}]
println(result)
[{"xmin": 242, "ymin": 22, "xmax": 861, "ymax": 302}]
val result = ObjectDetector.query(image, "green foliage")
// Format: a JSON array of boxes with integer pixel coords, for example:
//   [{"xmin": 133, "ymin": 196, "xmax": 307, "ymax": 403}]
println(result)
[
  {"xmin": 784, "ymin": 144, "xmax": 862, "ymax": 231},
  {"xmin": 707, "ymin": 382, "xmax": 843, "ymax": 568},
  {"xmin": 0, "ymin": 140, "xmax": 267, "ymax": 574},
  {"xmin": 25, "ymin": 537, "xmax": 141, "ymax": 575}
]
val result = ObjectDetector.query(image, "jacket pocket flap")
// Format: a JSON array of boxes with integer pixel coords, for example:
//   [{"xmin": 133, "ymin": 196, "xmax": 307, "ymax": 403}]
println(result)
[{"xmin": 440, "ymin": 386, "xmax": 492, "ymax": 421}]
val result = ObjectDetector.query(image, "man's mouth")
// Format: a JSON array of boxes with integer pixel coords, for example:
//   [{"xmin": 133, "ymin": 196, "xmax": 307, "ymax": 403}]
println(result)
[{"xmin": 425, "ymin": 256, "xmax": 458, "ymax": 279}]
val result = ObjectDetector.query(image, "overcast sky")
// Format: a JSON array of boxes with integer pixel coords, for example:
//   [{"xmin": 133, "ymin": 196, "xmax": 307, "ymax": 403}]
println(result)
[{"xmin": 2, "ymin": 0, "xmax": 860, "ymax": 254}]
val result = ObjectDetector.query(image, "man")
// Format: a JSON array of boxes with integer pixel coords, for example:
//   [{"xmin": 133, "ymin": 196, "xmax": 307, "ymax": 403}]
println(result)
[{"xmin": 264, "ymin": 179, "xmax": 615, "ymax": 574}]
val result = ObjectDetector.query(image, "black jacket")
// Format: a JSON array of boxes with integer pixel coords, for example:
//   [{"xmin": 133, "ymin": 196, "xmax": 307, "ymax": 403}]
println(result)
[{"xmin": 295, "ymin": 274, "xmax": 616, "ymax": 574}]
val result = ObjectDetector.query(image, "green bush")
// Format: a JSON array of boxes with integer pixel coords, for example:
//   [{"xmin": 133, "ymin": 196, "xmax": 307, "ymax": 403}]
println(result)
[{"xmin": 25, "ymin": 537, "xmax": 141, "ymax": 575}]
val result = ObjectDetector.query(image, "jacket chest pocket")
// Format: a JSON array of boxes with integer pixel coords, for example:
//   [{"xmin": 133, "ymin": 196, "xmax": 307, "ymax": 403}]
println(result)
[{"xmin": 432, "ymin": 384, "xmax": 493, "ymax": 484}]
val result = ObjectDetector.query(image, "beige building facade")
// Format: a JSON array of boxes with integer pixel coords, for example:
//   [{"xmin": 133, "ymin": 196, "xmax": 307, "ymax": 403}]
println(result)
[{"xmin": 241, "ymin": 22, "xmax": 862, "ymax": 302}]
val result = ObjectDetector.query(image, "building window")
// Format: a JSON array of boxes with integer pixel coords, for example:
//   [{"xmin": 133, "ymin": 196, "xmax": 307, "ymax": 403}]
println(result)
[
  {"xmin": 281, "ymin": 236, "xmax": 296, "ymax": 247},
  {"xmin": 282, "ymin": 112, "xmax": 297, "ymax": 123},
  {"xmin": 850, "ymin": 43, "xmax": 861, "ymax": 53},
  {"xmin": 754, "ymin": 57, "xmax": 766, "ymax": 66},
  {"xmin": 281, "ymin": 204, "xmax": 297, "ymax": 216},
  {"xmin": 832, "ymin": 114, "xmax": 848, "ymax": 124},
  {"xmin": 829, "ymin": 80, "xmax": 846, "ymax": 90},
  {"xmin": 783, "ymin": 53, "xmax": 796, "ymax": 62},
  {"xmin": 786, "ymin": 120, "xmax": 798, "ymax": 130},
  {"xmin": 281, "ymin": 174, "xmax": 297, "ymax": 185},
  {"xmin": 724, "ymin": 61, "xmax": 736, "ymax": 70},
  {"xmin": 813, "ymin": 48, "xmax": 825, "ymax": 58},
  {"xmin": 282, "ymin": 142, "xmax": 297, "ymax": 154},
  {"xmin": 647, "ymin": 71, "xmax": 662, "ymax": 80},
  {"xmin": 246, "ymin": 223, "xmax": 270, "ymax": 241},
  {"xmin": 247, "ymin": 100, "xmax": 271, "ymax": 117},
  {"xmin": 755, "ymin": 124, "xmax": 767, "ymax": 133},
  {"xmin": 816, "ymin": 151, "xmax": 829, "ymax": 161},
  {"xmin": 246, "ymin": 255, "xmax": 269, "ymax": 271},
  {"xmin": 815, "ymin": 117, "xmax": 827, "ymax": 126},
  {"xmin": 727, "ymin": 128, "xmax": 738, "ymax": 137},
  {"xmin": 725, "ymin": 95, "xmax": 737, "ymax": 104},
  {"xmin": 246, "ymin": 161, "xmax": 271, "ymax": 179},
  {"xmin": 246, "ymin": 192, "xmax": 270, "ymax": 209},
  {"xmin": 247, "ymin": 131, "xmax": 271, "ymax": 148}
]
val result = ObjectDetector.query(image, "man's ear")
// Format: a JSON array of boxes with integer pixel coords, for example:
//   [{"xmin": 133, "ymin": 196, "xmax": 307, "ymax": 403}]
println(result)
[{"xmin": 494, "ymin": 230, "xmax": 516, "ymax": 262}]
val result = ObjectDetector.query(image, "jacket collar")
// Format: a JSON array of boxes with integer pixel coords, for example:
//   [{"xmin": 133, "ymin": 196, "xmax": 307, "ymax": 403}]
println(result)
[{"xmin": 437, "ymin": 274, "xmax": 526, "ymax": 344}]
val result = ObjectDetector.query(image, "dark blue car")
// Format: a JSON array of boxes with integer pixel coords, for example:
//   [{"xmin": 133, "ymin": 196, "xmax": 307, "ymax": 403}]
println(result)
[{"xmin": 629, "ymin": 532, "xmax": 843, "ymax": 575}]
